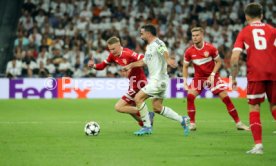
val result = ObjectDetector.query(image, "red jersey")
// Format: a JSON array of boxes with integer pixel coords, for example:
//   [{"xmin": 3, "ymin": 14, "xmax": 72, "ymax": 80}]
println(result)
[
  {"xmin": 184, "ymin": 42, "xmax": 219, "ymax": 78},
  {"xmin": 95, "ymin": 47, "xmax": 147, "ymax": 88},
  {"xmin": 233, "ymin": 21, "xmax": 276, "ymax": 81}
]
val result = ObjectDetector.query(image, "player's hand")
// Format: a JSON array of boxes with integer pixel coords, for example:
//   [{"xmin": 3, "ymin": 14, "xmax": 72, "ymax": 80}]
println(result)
[
  {"xmin": 232, "ymin": 79, "xmax": 237, "ymax": 90},
  {"xmin": 88, "ymin": 59, "xmax": 94, "ymax": 68},
  {"xmin": 168, "ymin": 58, "xmax": 177, "ymax": 68},
  {"xmin": 183, "ymin": 82, "xmax": 189, "ymax": 91},
  {"xmin": 122, "ymin": 64, "xmax": 132, "ymax": 71},
  {"xmin": 207, "ymin": 75, "xmax": 215, "ymax": 87}
]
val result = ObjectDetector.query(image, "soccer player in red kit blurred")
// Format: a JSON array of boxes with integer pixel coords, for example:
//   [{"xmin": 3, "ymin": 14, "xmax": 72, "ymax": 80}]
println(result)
[
  {"xmin": 231, "ymin": 3, "xmax": 276, "ymax": 154},
  {"xmin": 183, "ymin": 27, "xmax": 249, "ymax": 131},
  {"xmin": 88, "ymin": 36, "xmax": 154, "ymax": 127}
]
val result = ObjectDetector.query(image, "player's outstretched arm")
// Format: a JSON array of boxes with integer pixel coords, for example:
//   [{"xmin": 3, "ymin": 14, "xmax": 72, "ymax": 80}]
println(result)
[
  {"xmin": 88, "ymin": 58, "xmax": 108, "ymax": 70},
  {"xmin": 123, "ymin": 59, "xmax": 145, "ymax": 71},
  {"xmin": 230, "ymin": 50, "xmax": 242, "ymax": 88}
]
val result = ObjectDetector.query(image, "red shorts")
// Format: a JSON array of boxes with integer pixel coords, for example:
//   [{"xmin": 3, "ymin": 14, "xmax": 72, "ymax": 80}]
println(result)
[
  {"xmin": 247, "ymin": 81, "xmax": 276, "ymax": 105},
  {"xmin": 122, "ymin": 81, "xmax": 146, "ymax": 105},
  {"xmin": 189, "ymin": 76, "xmax": 226, "ymax": 95},
  {"xmin": 121, "ymin": 88, "xmax": 139, "ymax": 106}
]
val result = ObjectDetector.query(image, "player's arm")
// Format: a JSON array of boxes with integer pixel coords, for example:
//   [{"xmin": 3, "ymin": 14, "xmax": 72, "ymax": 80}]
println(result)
[
  {"xmin": 157, "ymin": 44, "xmax": 176, "ymax": 68},
  {"xmin": 211, "ymin": 56, "xmax": 222, "ymax": 75},
  {"xmin": 207, "ymin": 56, "xmax": 222, "ymax": 86},
  {"xmin": 230, "ymin": 30, "xmax": 244, "ymax": 88},
  {"xmin": 88, "ymin": 57, "xmax": 110, "ymax": 70},
  {"xmin": 182, "ymin": 61, "xmax": 189, "ymax": 91},
  {"xmin": 123, "ymin": 59, "xmax": 145, "ymax": 71},
  {"xmin": 164, "ymin": 51, "xmax": 177, "ymax": 68},
  {"xmin": 230, "ymin": 50, "xmax": 242, "ymax": 86}
]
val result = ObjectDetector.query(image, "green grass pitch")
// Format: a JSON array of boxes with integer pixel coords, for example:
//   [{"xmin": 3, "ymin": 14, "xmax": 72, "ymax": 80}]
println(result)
[{"xmin": 0, "ymin": 98, "xmax": 275, "ymax": 166}]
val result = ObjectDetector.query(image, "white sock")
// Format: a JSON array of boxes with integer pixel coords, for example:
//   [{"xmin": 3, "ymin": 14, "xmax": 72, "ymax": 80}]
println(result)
[
  {"xmin": 160, "ymin": 106, "xmax": 182, "ymax": 123},
  {"xmin": 138, "ymin": 102, "xmax": 151, "ymax": 127}
]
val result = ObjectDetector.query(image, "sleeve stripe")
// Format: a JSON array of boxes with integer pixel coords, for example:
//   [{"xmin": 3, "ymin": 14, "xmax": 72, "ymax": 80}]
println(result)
[
  {"xmin": 104, "ymin": 60, "xmax": 110, "ymax": 64},
  {"xmin": 183, "ymin": 60, "xmax": 190, "ymax": 64},
  {"xmin": 232, "ymin": 47, "xmax": 243, "ymax": 52},
  {"xmin": 138, "ymin": 54, "xmax": 142, "ymax": 60},
  {"xmin": 214, "ymin": 55, "xmax": 220, "ymax": 60}
]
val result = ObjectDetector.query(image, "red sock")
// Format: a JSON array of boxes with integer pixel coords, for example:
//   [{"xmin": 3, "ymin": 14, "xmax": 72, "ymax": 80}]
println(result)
[
  {"xmin": 222, "ymin": 96, "xmax": 240, "ymax": 123},
  {"xmin": 138, "ymin": 121, "xmax": 143, "ymax": 127},
  {"xmin": 249, "ymin": 111, "xmax": 262, "ymax": 144},
  {"xmin": 187, "ymin": 94, "xmax": 196, "ymax": 123},
  {"xmin": 136, "ymin": 111, "xmax": 141, "ymax": 117},
  {"xmin": 136, "ymin": 112, "xmax": 143, "ymax": 126},
  {"xmin": 188, "ymin": 111, "xmax": 195, "ymax": 123},
  {"xmin": 272, "ymin": 109, "xmax": 276, "ymax": 120}
]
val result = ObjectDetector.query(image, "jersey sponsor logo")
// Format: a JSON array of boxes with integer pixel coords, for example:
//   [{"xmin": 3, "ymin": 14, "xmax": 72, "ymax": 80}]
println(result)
[
  {"xmin": 203, "ymin": 51, "xmax": 209, "ymax": 57},
  {"xmin": 192, "ymin": 54, "xmax": 197, "ymax": 57}
]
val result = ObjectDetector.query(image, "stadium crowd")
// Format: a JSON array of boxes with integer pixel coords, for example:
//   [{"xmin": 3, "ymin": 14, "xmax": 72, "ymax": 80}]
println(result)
[{"xmin": 5, "ymin": 0, "xmax": 276, "ymax": 78}]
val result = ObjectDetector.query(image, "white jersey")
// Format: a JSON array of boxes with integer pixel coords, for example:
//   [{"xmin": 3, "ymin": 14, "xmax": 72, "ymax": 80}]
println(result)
[{"xmin": 143, "ymin": 38, "xmax": 169, "ymax": 81}]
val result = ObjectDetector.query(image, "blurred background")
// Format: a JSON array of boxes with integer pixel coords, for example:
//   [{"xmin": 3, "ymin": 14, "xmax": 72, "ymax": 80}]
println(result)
[{"xmin": 1, "ymin": 0, "xmax": 275, "ymax": 79}]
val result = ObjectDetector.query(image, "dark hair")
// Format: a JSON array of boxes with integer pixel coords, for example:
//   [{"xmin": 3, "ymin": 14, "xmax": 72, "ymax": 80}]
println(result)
[
  {"xmin": 141, "ymin": 24, "xmax": 157, "ymax": 36},
  {"xmin": 244, "ymin": 3, "xmax": 263, "ymax": 18}
]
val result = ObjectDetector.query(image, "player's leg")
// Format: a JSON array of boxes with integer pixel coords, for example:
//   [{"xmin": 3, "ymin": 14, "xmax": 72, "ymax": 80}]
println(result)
[
  {"xmin": 211, "ymin": 76, "xmax": 249, "ymax": 130},
  {"xmin": 265, "ymin": 81, "xmax": 276, "ymax": 133},
  {"xmin": 134, "ymin": 90, "xmax": 151, "ymax": 127},
  {"xmin": 270, "ymin": 103, "xmax": 276, "ymax": 121},
  {"xmin": 247, "ymin": 104, "xmax": 263, "ymax": 154},
  {"xmin": 246, "ymin": 81, "xmax": 265, "ymax": 154},
  {"xmin": 152, "ymin": 98, "xmax": 190, "ymax": 136},
  {"xmin": 187, "ymin": 90, "xmax": 198, "ymax": 131},
  {"xmin": 133, "ymin": 90, "xmax": 152, "ymax": 135},
  {"xmin": 218, "ymin": 91, "xmax": 249, "ymax": 130},
  {"xmin": 270, "ymin": 103, "xmax": 276, "ymax": 134},
  {"xmin": 114, "ymin": 99, "xmax": 143, "ymax": 126},
  {"xmin": 152, "ymin": 98, "xmax": 182, "ymax": 122},
  {"xmin": 187, "ymin": 78, "xmax": 201, "ymax": 131}
]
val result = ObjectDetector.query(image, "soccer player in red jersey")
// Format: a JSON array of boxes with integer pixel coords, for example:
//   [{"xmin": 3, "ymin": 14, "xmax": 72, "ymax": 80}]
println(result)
[
  {"xmin": 88, "ymin": 36, "xmax": 154, "ymax": 127},
  {"xmin": 183, "ymin": 27, "xmax": 249, "ymax": 131},
  {"xmin": 231, "ymin": 3, "xmax": 276, "ymax": 154}
]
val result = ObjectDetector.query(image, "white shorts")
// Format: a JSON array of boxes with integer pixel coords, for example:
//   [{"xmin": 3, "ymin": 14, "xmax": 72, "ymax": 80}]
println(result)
[{"xmin": 141, "ymin": 79, "xmax": 168, "ymax": 98}]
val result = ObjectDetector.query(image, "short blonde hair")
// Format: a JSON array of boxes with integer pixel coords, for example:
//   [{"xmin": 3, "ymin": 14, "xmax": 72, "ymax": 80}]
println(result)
[
  {"xmin": 107, "ymin": 36, "xmax": 120, "ymax": 45},
  {"xmin": 191, "ymin": 27, "xmax": 204, "ymax": 33}
]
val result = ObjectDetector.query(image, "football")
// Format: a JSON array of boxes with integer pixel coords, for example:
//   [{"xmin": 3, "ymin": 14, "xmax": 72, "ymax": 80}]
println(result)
[{"xmin": 84, "ymin": 121, "xmax": 100, "ymax": 136}]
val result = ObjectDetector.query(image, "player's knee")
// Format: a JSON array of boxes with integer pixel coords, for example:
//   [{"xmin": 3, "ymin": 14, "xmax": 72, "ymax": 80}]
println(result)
[
  {"xmin": 218, "ymin": 91, "xmax": 228, "ymax": 99},
  {"xmin": 114, "ymin": 104, "xmax": 123, "ymax": 113},
  {"xmin": 249, "ymin": 104, "xmax": 260, "ymax": 111},
  {"xmin": 134, "ymin": 95, "xmax": 143, "ymax": 105},
  {"xmin": 153, "ymin": 106, "xmax": 162, "ymax": 114},
  {"xmin": 152, "ymin": 103, "xmax": 162, "ymax": 114}
]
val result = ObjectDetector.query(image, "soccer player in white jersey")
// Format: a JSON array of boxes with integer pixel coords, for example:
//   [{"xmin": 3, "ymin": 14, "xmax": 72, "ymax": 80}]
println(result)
[{"xmin": 124, "ymin": 24, "xmax": 190, "ymax": 136}]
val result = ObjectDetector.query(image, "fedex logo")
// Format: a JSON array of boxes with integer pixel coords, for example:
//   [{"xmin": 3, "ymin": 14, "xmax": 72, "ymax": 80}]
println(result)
[
  {"xmin": 9, "ymin": 78, "xmax": 91, "ymax": 99},
  {"xmin": 57, "ymin": 78, "xmax": 91, "ymax": 98}
]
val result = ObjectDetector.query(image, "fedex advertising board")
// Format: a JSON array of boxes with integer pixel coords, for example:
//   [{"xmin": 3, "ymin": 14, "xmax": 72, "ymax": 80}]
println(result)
[
  {"xmin": 0, "ymin": 77, "xmax": 247, "ymax": 99},
  {"xmin": 7, "ymin": 78, "xmax": 129, "ymax": 99}
]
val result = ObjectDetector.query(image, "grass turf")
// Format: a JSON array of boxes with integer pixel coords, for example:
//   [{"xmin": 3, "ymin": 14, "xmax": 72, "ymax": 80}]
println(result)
[{"xmin": 0, "ymin": 98, "xmax": 275, "ymax": 166}]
